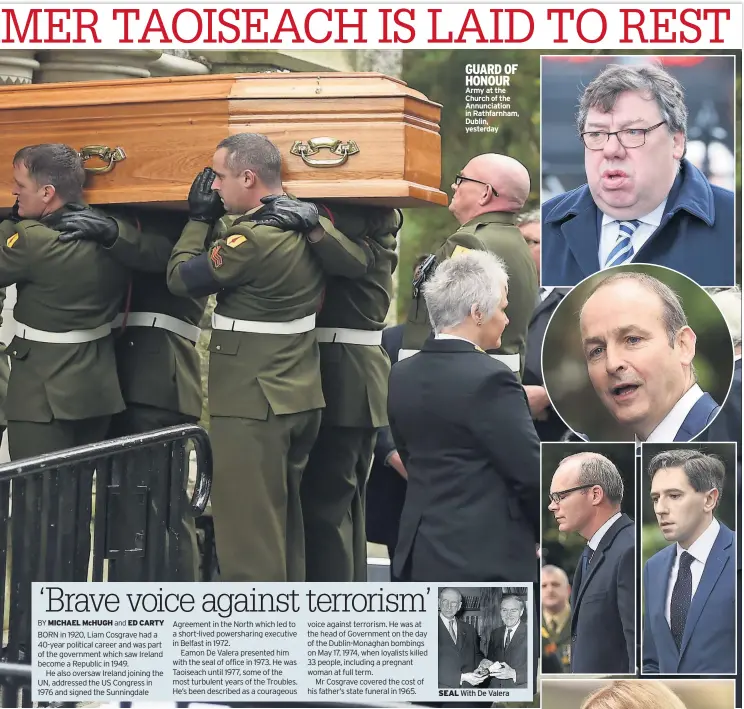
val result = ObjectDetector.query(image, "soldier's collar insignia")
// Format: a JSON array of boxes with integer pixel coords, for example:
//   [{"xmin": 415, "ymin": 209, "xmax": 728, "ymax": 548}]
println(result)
[
  {"xmin": 474, "ymin": 345, "xmax": 486, "ymax": 353},
  {"xmin": 6, "ymin": 233, "xmax": 18, "ymax": 249}
]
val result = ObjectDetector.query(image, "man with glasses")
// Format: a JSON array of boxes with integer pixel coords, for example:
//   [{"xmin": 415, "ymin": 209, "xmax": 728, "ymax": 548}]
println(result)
[
  {"xmin": 542, "ymin": 62, "xmax": 734, "ymax": 287},
  {"xmin": 401, "ymin": 153, "xmax": 537, "ymax": 380},
  {"xmin": 547, "ymin": 452, "xmax": 635, "ymax": 674}
]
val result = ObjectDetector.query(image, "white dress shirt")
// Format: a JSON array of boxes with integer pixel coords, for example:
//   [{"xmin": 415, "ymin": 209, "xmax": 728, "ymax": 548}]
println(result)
[
  {"xmin": 440, "ymin": 613, "xmax": 457, "ymax": 641},
  {"xmin": 435, "ymin": 333, "xmax": 478, "ymax": 347},
  {"xmin": 644, "ymin": 384, "xmax": 705, "ymax": 443},
  {"xmin": 599, "ymin": 199, "xmax": 667, "ymax": 268},
  {"xmin": 503, "ymin": 620, "xmax": 520, "ymax": 647},
  {"xmin": 587, "ymin": 511, "xmax": 622, "ymax": 552},
  {"xmin": 665, "ymin": 518, "xmax": 720, "ymax": 625},
  {"xmin": 539, "ymin": 286, "xmax": 555, "ymax": 302}
]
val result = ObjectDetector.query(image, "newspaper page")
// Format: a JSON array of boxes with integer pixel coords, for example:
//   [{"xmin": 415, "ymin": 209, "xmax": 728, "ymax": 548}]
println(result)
[
  {"xmin": 0, "ymin": 2, "xmax": 738, "ymax": 709},
  {"xmin": 32, "ymin": 582, "xmax": 534, "ymax": 703}
]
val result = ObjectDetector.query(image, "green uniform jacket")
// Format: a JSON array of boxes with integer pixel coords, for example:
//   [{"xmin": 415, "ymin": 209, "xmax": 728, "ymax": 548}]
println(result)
[
  {"xmin": 0, "ymin": 288, "xmax": 10, "ymax": 427},
  {"xmin": 542, "ymin": 612, "xmax": 572, "ymax": 672},
  {"xmin": 0, "ymin": 211, "xmax": 128, "ymax": 422},
  {"xmin": 311, "ymin": 205, "xmax": 399, "ymax": 428},
  {"xmin": 402, "ymin": 211, "xmax": 537, "ymax": 378},
  {"xmin": 108, "ymin": 210, "xmax": 206, "ymax": 419},
  {"xmin": 167, "ymin": 215, "xmax": 327, "ymax": 419}
]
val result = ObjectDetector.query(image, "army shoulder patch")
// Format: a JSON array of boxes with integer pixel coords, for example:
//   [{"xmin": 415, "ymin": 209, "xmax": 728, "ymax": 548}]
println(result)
[
  {"xmin": 226, "ymin": 234, "xmax": 247, "ymax": 249},
  {"xmin": 210, "ymin": 245, "xmax": 223, "ymax": 268},
  {"xmin": 5, "ymin": 233, "xmax": 18, "ymax": 249},
  {"xmin": 451, "ymin": 245, "xmax": 472, "ymax": 258}
]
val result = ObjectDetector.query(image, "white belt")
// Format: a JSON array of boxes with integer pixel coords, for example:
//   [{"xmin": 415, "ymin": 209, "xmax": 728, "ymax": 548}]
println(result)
[
  {"xmin": 315, "ymin": 328, "xmax": 383, "ymax": 346},
  {"xmin": 398, "ymin": 348, "xmax": 521, "ymax": 372},
  {"xmin": 212, "ymin": 312, "xmax": 316, "ymax": 335},
  {"xmin": 112, "ymin": 312, "xmax": 201, "ymax": 343},
  {"xmin": 15, "ymin": 321, "xmax": 112, "ymax": 344}
]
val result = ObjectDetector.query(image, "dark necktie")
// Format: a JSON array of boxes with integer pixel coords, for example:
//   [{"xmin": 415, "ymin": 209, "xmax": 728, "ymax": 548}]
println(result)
[
  {"xmin": 448, "ymin": 619, "xmax": 456, "ymax": 644},
  {"xmin": 670, "ymin": 551, "xmax": 694, "ymax": 649},
  {"xmin": 504, "ymin": 627, "xmax": 512, "ymax": 648},
  {"xmin": 577, "ymin": 545, "xmax": 592, "ymax": 588}
]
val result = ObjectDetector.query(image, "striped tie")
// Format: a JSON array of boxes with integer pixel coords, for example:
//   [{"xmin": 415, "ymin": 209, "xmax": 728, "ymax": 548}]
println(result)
[{"xmin": 605, "ymin": 220, "xmax": 640, "ymax": 268}]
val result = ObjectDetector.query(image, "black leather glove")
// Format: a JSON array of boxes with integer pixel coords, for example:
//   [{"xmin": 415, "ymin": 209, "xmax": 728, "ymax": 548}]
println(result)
[
  {"xmin": 188, "ymin": 168, "xmax": 225, "ymax": 224},
  {"xmin": 249, "ymin": 195, "xmax": 319, "ymax": 232},
  {"xmin": 8, "ymin": 199, "xmax": 20, "ymax": 223},
  {"xmin": 56, "ymin": 207, "xmax": 119, "ymax": 247}
]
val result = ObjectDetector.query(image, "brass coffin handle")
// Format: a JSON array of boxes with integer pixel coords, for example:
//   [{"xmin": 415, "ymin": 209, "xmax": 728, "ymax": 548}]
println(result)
[
  {"xmin": 290, "ymin": 137, "xmax": 359, "ymax": 168},
  {"xmin": 78, "ymin": 145, "xmax": 127, "ymax": 174}
]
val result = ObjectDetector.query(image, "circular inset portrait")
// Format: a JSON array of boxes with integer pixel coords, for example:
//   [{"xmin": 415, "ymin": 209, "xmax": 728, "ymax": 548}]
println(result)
[{"xmin": 542, "ymin": 265, "xmax": 734, "ymax": 442}]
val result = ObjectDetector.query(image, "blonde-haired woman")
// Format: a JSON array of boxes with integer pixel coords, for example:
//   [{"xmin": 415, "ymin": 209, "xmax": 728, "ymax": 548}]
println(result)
[{"xmin": 581, "ymin": 681, "xmax": 687, "ymax": 709}]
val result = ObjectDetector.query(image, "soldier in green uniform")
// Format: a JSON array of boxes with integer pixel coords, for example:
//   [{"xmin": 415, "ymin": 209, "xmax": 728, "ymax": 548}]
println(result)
[
  {"xmin": 0, "ymin": 287, "xmax": 10, "ymax": 445},
  {"xmin": 248, "ymin": 201, "xmax": 400, "ymax": 582},
  {"xmin": 541, "ymin": 565, "xmax": 572, "ymax": 672},
  {"xmin": 167, "ymin": 133, "xmax": 369, "ymax": 582},
  {"xmin": 55, "ymin": 206, "xmax": 206, "ymax": 581},
  {"xmin": 0, "ymin": 143, "xmax": 129, "ymax": 591},
  {"xmin": 0, "ymin": 144, "xmax": 128, "ymax": 459},
  {"xmin": 402, "ymin": 153, "xmax": 537, "ymax": 379}
]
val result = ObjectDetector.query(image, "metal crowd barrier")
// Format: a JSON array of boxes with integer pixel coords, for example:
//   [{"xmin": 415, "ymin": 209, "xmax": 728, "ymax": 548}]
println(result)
[{"xmin": 0, "ymin": 424, "xmax": 212, "ymax": 707}]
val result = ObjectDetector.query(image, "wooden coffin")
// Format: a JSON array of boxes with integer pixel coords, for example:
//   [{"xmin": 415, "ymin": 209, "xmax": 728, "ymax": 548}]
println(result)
[{"xmin": 0, "ymin": 72, "xmax": 447, "ymax": 210}]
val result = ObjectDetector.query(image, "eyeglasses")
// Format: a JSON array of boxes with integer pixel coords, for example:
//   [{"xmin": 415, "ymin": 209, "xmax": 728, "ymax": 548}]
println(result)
[
  {"xmin": 580, "ymin": 121, "xmax": 667, "ymax": 150},
  {"xmin": 440, "ymin": 600, "xmax": 461, "ymax": 607},
  {"xmin": 548, "ymin": 484, "xmax": 596, "ymax": 505},
  {"xmin": 455, "ymin": 174, "xmax": 499, "ymax": 197}
]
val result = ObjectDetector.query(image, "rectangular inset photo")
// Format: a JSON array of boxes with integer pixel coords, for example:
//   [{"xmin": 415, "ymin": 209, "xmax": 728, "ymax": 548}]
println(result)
[
  {"xmin": 540, "ymin": 54, "xmax": 736, "ymax": 287},
  {"xmin": 541, "ymin": 442, "xmax": 637, "ymax": 675},
  {"xmin": 437, "ymin": 584, "xmax": 534, "ymax": 702},
  {"xmin": 542, "ymin": 677, "xmax": 735, "ymax": 709},
  {"xmin": 640, "ymin": 442, "xmax": 737, "ymax": 675}
]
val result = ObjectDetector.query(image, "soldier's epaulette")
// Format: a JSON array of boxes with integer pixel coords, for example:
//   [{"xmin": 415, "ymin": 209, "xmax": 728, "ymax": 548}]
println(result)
[
  {"xmin": 222, "ymin": 216, "xmax": 260, "ymax": 238},
  {"xmin": 14, "ymin": 219, "xmax": 48, "ymax": 237},
  {"xmin": 227, "ymin": 216, "xmax": 260, "ymax": 234}
]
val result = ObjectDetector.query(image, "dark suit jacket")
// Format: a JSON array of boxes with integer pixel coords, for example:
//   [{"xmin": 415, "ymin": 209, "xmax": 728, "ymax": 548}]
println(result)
[
  {"xmin": 676, "ymin": 392, "xmax": 720, "ymax": 441},
  {"xmin": 643, "ymin": 522, "xmax": 735, "ymax": 674},
  {"xmin": 701, "ymin": 359, "xmax": 741, "ymax": 570},
  {"xmin": 704, "ymin": 358, "xmax": 741, "ymax": 445},
  {"xmin": 488, "ymin": 622, "xmax": 528, "ymax": 688},
  {"xmin": 580, "ymin": 391, "xmax": 720, "ymax": 443},
  {"xmin": 438, "ymin": 617, "xmax": 484, "ymax": 688},
  {"xmin": 541, "ymin": 158, "xmax": 735, "ymax": 287},
  {"xmin": 524, "ymin": 289, "xmax": 569, "ymax": 441},
  {"xmin": 570, "ymin": 513, "xmax": 635, "ymax": 674},
  {"xmin": 366, "ymin": 324, "xmax": 406, "ymax": 549},
  {"xmin": 388, "ymin": 338, "xmax": 540, "ymax": 583}
]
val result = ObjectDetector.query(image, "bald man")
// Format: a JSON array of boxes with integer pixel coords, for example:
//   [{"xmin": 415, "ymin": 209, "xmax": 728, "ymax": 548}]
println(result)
[
  {"xmin": 547, "ymin": 452, "xmax": 635, "ymax": 674},
  {"xmin": 541, "ymin": 565, "xmax": 572, "ymax": 672},
  {"xmin": 401, "ymin": 154, "xmax": 538, "ymax": 380}
]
